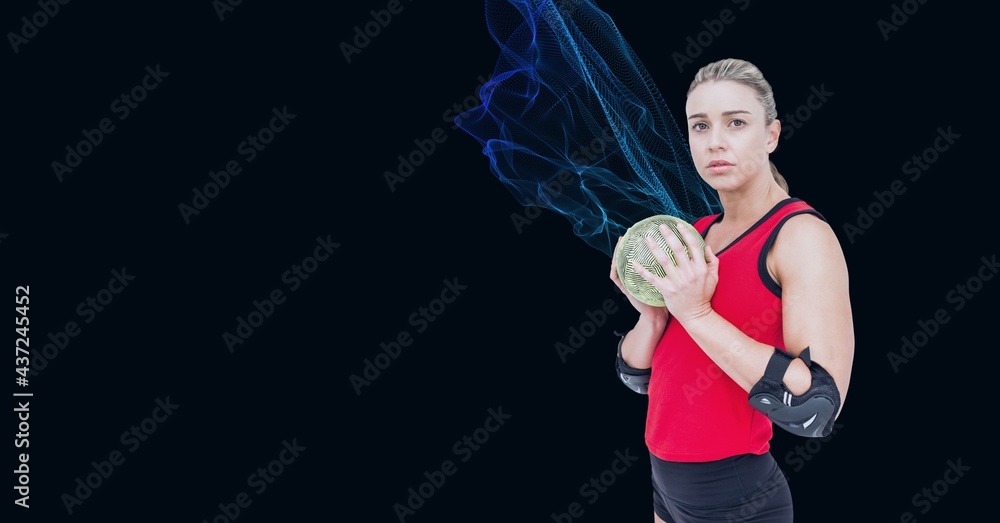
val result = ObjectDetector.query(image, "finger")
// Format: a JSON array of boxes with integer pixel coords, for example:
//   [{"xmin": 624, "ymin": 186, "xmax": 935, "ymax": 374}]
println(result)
[
  {"xmin": 704, "ymin": 242, "xmax": 717, "ymax": 264},
  {"xmin": 673, "ymin": 223, "xmax": 706, "ymax": 270},
  {"xmin": 610, "ymin": 261, "xmax": 623, "ymax": 287},
  {"xmin": 644, "ymin": 234, "xmax": 679, "ymax": 281},
  {"xmin": 656, "ymin": 225, "xmax": 689, "ymax": 275},
  {"xmin": 630, "ymin": 259, "xmax": 661, "ymax": 286},
  {"xmin": 610, "ymin": 237, "xmax": 623, "ymax": 282},
  {"xmin": 704, "ymin": 243, "xmax": 720, "ymax": 272}
]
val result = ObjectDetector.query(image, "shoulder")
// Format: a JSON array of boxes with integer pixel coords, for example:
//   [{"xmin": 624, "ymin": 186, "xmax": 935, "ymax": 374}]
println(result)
[
  {"xmin": 769, "ymin": 210, "xmax": 849, "ymax": 286},
  {"xmin": 775, "ymin": 209, "xmax": 835, "ymax": 245},
  {"xmin": 692, "ymin": 212, "xmax": 720, "ymax": 231}
]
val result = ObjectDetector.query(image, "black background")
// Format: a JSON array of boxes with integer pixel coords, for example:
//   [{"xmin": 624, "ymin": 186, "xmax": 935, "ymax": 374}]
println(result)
[{"xmin": 3, "ymin": 1, "xmax": 994, "ymax": 521}]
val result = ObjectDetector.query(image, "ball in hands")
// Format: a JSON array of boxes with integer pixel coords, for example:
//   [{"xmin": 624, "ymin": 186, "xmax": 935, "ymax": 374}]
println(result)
[{"xmin": 615, "ymin": 215, "xmax": 707, "ymax": 307}]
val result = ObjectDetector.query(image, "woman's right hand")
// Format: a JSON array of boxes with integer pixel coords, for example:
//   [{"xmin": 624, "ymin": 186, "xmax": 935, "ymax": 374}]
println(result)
[{"xmin": 611, "ymin": 236, "xmax": 670, "ymax": 321}]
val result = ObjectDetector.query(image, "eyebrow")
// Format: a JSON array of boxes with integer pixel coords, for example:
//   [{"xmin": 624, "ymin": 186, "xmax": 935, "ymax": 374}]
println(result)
[{"xmin": 687, "ymin": 110, "xmax": 752, "ymax": 120}]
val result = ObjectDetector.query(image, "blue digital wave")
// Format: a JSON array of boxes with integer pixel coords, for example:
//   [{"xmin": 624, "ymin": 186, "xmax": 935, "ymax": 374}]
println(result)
[{"xmin": 457, "ymin": 0, "xmax": 721, "ymax": 256}]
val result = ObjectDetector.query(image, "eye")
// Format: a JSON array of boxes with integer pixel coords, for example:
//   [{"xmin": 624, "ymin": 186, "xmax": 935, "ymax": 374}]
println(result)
[
  {"xmin": 730, "ymin": 119, "xmax": 747, "ymax": 127},
  {"xmin": 692, "ymin": 122, "xmax": 708, "ymax": 131}
]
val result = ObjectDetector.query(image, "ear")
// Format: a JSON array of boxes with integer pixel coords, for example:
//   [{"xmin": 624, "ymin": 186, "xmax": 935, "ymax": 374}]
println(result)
[{"xmin": 766, "ymin": 119, "xmax": 781, "ymax": 153}]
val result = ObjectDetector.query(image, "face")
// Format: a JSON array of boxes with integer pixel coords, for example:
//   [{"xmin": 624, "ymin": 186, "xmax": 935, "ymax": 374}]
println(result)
[{"xmin": 685, "ymin": 80, "xmax": 780, "ymax": 193}]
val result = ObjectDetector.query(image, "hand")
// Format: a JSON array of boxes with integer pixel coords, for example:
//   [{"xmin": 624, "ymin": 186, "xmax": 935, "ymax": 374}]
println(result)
[
  {"xmin": 630, "ymin": 223, "xmax": 719, "ymax": 325},
  {"xmin": 611, "ymin": 236, "xmax": 669, "ymax": 321}
]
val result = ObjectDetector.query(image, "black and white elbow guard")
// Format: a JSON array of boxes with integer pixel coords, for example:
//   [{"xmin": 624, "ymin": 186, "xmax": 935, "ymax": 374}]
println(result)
[
  {"xmin": 615, "ymin": 333, "xmax": 651, "ymax": 394},
  {"xmin": 749, "ymin": 347, "xmax": 841, "ymax": 438}
]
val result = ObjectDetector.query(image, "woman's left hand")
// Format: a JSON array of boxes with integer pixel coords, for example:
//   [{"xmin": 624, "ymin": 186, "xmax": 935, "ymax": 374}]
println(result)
[{"xmin": 631, "ymin": 223, "xmax": 719, "ymax": 325}]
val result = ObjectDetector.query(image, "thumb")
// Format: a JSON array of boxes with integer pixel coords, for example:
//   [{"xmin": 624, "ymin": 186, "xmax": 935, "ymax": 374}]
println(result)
[{"xmin": 704, "ymin": 244, "xmax": 719, "ymax": 269}]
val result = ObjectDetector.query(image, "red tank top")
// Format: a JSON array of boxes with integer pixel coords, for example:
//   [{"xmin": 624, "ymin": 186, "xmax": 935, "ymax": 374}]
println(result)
[{"xmin": 645, "ymin": 198, "xmax": 824, "ymax": 462}]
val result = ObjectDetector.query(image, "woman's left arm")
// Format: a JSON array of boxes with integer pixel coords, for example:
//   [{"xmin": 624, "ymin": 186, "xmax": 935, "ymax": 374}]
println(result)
[
  {"xmin": 767, "ymin": 214, "xmax": 855, "ymax": 416},
  {"xmin": 635, "ymin": 215, "xmax": 854, "ymax": 416}
]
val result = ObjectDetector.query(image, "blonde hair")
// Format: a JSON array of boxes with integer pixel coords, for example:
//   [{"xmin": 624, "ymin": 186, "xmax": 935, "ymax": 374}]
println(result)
[{"xmin": 687, "ymin": 58, "xmax": 788, "ymax": 193}]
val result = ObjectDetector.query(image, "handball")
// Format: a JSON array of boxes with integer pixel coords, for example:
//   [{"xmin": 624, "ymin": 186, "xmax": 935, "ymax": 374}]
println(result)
[{"xmin": 615, "ymin": 215, "xmax": 707, "ymax": 307}]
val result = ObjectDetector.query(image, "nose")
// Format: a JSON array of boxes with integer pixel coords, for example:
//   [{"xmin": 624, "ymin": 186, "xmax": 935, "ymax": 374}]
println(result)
[{"xmin": 708, "ymin": 128, "xmax": 727, "ymax": 152}]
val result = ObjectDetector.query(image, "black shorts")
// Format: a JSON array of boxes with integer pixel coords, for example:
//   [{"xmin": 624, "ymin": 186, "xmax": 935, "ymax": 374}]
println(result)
[{"xmin": 650, "ymin": 451, "xmax": 793, "ymax": 522}]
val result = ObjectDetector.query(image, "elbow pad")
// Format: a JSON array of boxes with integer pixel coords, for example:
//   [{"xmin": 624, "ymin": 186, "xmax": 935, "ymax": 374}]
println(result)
[
  {"xmin": 749, "ymin": 347, "xmax": 841, "ymax": 438},
  {"xmin": 615, "ymin": 334, "xmax": 651, "ymax": 394}
]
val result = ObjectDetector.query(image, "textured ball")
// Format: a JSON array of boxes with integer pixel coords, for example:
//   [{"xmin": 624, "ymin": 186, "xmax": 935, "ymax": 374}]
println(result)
[{"xmin": 615, "ymin": 215, "xmax": 706, "ymax": 307}]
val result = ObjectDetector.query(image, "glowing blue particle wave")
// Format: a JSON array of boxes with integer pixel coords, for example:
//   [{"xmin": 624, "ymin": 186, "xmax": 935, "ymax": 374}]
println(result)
[{"xmin": 457, "ymin": 0, "xmax": 721, "ymax": 256}]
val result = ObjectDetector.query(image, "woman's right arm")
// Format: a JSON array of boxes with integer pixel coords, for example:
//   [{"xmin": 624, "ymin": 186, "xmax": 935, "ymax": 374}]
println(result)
[
  {"xmin": 620, "ymin": 312, "xmax": 668, "ymax": 369},
  {"xmin": 610, "ymin": 236, "xmax": 670, "ymax": 370}
]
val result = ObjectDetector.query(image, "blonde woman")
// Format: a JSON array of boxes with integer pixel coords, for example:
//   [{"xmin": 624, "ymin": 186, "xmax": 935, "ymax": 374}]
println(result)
[{"xmin": 612, "ymin": 58, "xmax": 854, "ymax": 522}]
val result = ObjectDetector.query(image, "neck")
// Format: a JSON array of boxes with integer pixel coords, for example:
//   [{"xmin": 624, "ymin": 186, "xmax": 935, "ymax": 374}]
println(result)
[{"xmin": 717, "ymin": 178, "xmax": 788, "ymax": 226}]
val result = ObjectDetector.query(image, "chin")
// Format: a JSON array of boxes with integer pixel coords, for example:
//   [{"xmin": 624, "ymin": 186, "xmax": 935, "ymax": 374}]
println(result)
[{"xmin": 700, "ymin": 173, "xmax": 739, "ymax": 192}]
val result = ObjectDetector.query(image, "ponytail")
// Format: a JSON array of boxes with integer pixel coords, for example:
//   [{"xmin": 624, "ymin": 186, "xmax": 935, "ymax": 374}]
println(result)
[{"xmin": 770, "ymin": 160, "xmax": 788, "ymax": 193}]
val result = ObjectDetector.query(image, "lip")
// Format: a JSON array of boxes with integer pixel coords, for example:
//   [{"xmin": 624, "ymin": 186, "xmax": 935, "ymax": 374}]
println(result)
[{"xmin": 707, "ymin": 160, "xmax": 734, "ymax": 174}]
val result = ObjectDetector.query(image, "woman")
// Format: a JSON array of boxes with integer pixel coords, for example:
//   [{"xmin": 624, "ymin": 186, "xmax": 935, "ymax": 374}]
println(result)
[{"xmin": 610, "ymin": 58, "xmax": 854, "ymax": 522}]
